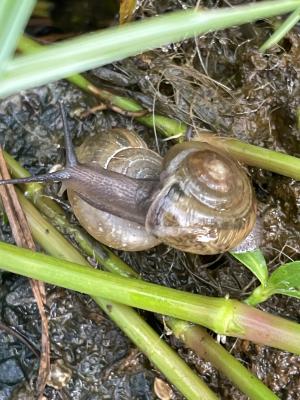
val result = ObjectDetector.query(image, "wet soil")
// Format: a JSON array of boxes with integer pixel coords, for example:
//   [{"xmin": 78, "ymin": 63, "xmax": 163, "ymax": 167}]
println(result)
[{"xmin": 0, "ymin": 1, "xmax": 300, "ymax": 399}]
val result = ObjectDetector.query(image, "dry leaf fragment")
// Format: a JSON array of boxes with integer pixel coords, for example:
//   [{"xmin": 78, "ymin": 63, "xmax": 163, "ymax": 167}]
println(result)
[
  {"xmin": 154, "ymin": 377, "xmax": 173, "ymax": 400},
  {"xmin": 119, "ymin": 0, "xmax": 137, "ymax": 24}
]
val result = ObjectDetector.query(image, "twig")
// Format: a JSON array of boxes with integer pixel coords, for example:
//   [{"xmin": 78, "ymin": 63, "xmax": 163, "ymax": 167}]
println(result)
[{"xmin": 0, "ymin": 321, "xmax": 40, "ymax": 358}]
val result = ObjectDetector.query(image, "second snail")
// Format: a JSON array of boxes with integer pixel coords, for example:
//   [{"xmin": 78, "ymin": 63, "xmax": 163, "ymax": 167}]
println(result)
[{"xmin": 0, "ymin": 105, "xmax": 259, "ymax": 255}]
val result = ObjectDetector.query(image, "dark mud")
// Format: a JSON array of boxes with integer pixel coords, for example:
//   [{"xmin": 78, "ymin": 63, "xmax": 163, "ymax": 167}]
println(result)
[{"xmin": 0, "ymin": 1, "xmax": 299, "ymax": 399}]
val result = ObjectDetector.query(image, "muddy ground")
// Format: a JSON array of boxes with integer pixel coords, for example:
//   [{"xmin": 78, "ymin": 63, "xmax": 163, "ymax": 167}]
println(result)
[{"xmin": 0, "ymin": 1, "xmax": 299, "ymax": 399}]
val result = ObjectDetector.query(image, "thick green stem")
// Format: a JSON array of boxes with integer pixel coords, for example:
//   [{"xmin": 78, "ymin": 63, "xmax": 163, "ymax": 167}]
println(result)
[
  {"xmin": 0, "ymin": 240, "xmax": 299, "ymax": 354},
  {"xmin": 0, "ymin": 0, "xmax": 36, "ymax": 70}
]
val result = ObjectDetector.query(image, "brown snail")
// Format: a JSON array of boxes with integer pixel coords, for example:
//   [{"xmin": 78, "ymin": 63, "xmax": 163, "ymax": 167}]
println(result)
[{"xmin": 0, "ymin": 104, "xmax": 258, "ymax": 254}]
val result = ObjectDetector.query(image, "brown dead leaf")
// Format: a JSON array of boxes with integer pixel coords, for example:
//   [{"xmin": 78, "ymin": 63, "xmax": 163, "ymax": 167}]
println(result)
[
  {"xmin": 154, "ymin": 377, "xmax": 173, "ymax": 400},
  {"xmin": 119, "ymin": 0, "xmax": 137, "ymax": 24}
]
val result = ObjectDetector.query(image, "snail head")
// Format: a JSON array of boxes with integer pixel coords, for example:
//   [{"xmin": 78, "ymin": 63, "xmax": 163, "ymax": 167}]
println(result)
[{"xmin": 0, "ymin": 103, "xmax": 158, "ymax": 226}]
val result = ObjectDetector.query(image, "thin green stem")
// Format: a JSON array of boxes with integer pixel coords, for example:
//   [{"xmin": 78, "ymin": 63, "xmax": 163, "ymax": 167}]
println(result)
[
  {"xmin": 2, "ymin": 1, "xmax": 300, "ymax": 97},
  {"xmin": 18, "ymin": 35, "xmax": 186, "ymax": 138},
  {"xmin": 260, "ymin": 6, "xmax": 300, "ymax": 52},
  {"xmin": 194, "ymin": 134, "xmax": 300, "ymax": 180},
  {"xmin": 168, "ymin": 319, "xmax": 279, "ymax": 400},
  {"xmin": 96, "ymin": 301, "xmax": 217, "ymax": 400}
]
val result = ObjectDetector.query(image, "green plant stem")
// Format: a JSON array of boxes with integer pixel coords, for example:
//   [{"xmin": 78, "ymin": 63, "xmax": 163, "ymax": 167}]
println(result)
[
  {"xmin": 4, "ymin": 151, "xmax": 278, "ymax": 399},
  {"xmin": 15, "ymin": 189, "xmax": 216, "ymax": 400},
  {"xmin": 0, "ymin": 0, "xmax": 36, "ymax": 71},
  {"xmin": 18, "ymin": 35, "xmax": 186, "ymax": 138},
  {"xmin": 0, "ymin": 240, "xmax": 300, "ymax": 354},
  {"xmin": 194, "ymin": 134, "xmax": 300, "ymax": 180},
  {"xmin": 245, "ymin": 285, "xmax": 273, "ymax": 306},
  {"xmin": 168, "ymin": 319, "xmax": 278, "ymax": 400},
  {"xmin": 17, "ymin": 36, "xmax": 300, "ymax": 179},
  {"xmin": 2, "ymin": 1, "xmax": 300, "ymax": 97},
  {"xmin": 260, "ymin": 6, "xmax": 300, "ymax": 52},
  {"xmin": 99, "ymin": 302, "xmax": 217, "ymax": 400}
]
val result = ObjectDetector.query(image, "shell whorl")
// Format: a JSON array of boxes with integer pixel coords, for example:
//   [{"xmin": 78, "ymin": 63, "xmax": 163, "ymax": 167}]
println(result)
[{"xmin": 145, "ymin": 142, "xmax": 256, "ymax": 254}]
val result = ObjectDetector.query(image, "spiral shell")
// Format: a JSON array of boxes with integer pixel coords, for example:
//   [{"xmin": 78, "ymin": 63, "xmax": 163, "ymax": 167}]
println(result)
[
  {"xmin": 68, "ymin": 129, "xmax": 162, "ymax": 251},
  {"xmin": 145, "ymin": 142, "xmax": 256, "ymax": 254}
]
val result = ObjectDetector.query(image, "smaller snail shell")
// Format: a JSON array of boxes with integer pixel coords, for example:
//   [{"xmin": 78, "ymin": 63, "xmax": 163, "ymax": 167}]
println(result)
[
  {"xmin": 145, "ymin": 142, "xmax": 256, "ymax": 254},
  {"xmin": 75, "ymin": 128, "xmax": 148, "ymax": 166},
  {"xmin": 68, "ymin": 129, "xmax": 162, "ymax": 251}
]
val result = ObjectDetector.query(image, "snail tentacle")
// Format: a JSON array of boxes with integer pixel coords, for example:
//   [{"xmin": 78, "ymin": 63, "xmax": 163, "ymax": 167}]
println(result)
[
  {"xmin": 59, "ymin": 101, "xmax": 78, "ymax": 167},
  {"xmin": 0, "ymin": 169, "xmax": 72, "ymax": 186}
]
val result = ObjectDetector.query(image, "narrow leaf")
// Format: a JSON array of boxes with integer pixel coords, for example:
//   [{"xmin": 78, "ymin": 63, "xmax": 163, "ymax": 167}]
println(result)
[
  {"xmin": 0, "ymin": 0, "xmax": 36, "ymax": 70},
  {"xmin": 260, "ymin": 6, "xmax": 300, "ymax": 52},
  {"xmin": 231, "ymin": 249, "xmax": 268, "ymax": 286},
  {"xmin": 1, "ymin": 0, "xmax": 300, "ymax": 97}
]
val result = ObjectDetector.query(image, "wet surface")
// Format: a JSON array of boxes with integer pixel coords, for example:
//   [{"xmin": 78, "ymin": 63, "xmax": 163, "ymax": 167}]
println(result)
[{"xmin": 0, "ymin": 0, "xmax": 300, "ymax": 399}]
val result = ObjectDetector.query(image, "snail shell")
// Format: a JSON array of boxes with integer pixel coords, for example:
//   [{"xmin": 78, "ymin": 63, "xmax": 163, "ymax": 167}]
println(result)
[
  {"xmin": 146, "ymin": 142, "xmax": 256, "ymax": 254},
  {"xmin": 68, "ymin": 129, "xmax": 162, "ymax": 251},
  {"xmin": 70, "ymin": 130, "xmax": 256, "ymax": 254}
]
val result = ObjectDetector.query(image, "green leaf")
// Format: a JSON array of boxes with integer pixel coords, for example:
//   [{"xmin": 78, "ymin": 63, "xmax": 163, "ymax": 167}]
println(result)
[
  {"xmin": 0, "ymin": 0, "xmax": 36, "ymax": 70},
  {"xmin": 1, "ymin": 0, "xmax": 300, "ymax": 97},
  {"xmin": 245, "ymin": 261, "xmax": 300, "ymax": 305},
  {"xmin": 231, "ymin": 249, "xmax": 268, "ymax": 286},
  {"xmin": 260, "ymin": 6, "xmax": 300, "ymax": 52},
  {"xmin": 266, "ymin": 261, "xmax": 300, "ymax": 296}
]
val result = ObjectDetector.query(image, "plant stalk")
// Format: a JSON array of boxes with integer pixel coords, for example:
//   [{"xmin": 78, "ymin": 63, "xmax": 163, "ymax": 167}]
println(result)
[
  {"xmin": 168, "ymin": 319, "xmax": 278, "ymax": 400},
  {"xmin": 260, "ymin": 6, "xmax": 300, "ymax": 52},
  {"xmin": 0, "ymin": 240, "xmax": 299, "ymax": 354},
  {"xmin": 194, "ymin": 133, "xmax": 300, "ymax": 180},
  {"xmin": 0, "ymin": 0, "xmax": 36, "ymax": 71}
]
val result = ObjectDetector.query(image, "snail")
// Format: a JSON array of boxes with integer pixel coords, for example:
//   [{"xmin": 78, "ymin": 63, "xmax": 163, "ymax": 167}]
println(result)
[{"xmin": 0, "ymin": 104, "xmax": 259, "ymax": 254}]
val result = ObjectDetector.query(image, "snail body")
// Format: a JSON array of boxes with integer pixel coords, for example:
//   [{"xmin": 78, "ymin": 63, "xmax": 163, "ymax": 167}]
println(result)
[
  {"xmin": 0, "ymin": 106, "xmax": 258, "ymax": 254},
  {"xmin": 69, "ymin": 129, "xmax": 162, "ymax": 251}
]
